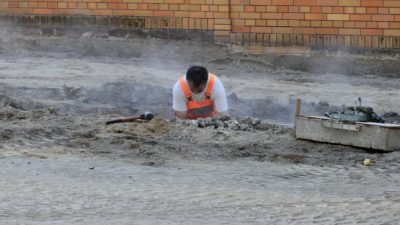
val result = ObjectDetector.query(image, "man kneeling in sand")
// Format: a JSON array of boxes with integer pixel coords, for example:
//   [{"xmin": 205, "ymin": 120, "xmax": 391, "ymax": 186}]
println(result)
[{"xmin": 173, "ymin": 66, "xmax": 229, "ymax": 120}]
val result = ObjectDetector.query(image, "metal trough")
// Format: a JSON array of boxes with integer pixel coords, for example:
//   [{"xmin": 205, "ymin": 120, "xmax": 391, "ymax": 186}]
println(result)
[{"xmin": 294, "ymin": 99, "xmax": 400, "ymax": 151}]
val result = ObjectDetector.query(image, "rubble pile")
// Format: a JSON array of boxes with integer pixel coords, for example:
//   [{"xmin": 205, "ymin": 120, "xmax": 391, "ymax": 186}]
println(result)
[{"xmin": 176, "ymin": 116, "xmax": 290, "ymax": 132}]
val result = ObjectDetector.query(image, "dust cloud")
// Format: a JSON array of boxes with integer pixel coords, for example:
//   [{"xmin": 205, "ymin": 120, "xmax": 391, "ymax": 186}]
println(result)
[{"xmin": 1, "ymin": 27, "xmax": 400, "ymax": 224}]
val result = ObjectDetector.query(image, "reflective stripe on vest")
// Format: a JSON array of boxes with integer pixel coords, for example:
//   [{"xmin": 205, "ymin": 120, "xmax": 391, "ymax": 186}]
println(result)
[{"xmin": 179, "ymin": 74, "xmax": 217, "ymax": 119}]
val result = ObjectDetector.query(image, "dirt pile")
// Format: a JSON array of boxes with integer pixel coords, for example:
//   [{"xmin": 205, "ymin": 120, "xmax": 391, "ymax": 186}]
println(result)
[{"xmin": 3, "ymin": 101, "xmax": 397, "ymax": 167}]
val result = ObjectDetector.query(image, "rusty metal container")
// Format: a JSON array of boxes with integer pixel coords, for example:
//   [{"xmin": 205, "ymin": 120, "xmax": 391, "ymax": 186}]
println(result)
[
  {"xmin": 294, "ymin": 98, "xmax": 400, "ymax": 151},
  {"xmin": 295, "ymin": 115, "xmax": 400, "ymax": 151}
]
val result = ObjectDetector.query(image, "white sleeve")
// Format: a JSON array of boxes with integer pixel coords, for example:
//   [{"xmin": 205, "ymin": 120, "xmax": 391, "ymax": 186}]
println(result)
[
  {"xmin": 172, "ymin": 81, "xmax": 187, "ymax": 112},
  {"xmin": 211, "ymin": 77, "xmax": 228, "ymax": 113}
]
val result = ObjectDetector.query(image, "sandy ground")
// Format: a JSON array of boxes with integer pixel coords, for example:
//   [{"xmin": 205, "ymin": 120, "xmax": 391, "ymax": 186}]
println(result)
[{"xmin": 1, "ymin": 29, "xmax": 400, "ymax": 224}]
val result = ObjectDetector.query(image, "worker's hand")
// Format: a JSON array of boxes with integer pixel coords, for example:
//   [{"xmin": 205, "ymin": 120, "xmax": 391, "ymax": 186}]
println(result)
[
  {"xmin": 212, "ymin": 112, "xmax": 231, "ymax": 121},
  {"xmin": 174, "ymin": 117, "xmax": 198, "ymax": 126}
]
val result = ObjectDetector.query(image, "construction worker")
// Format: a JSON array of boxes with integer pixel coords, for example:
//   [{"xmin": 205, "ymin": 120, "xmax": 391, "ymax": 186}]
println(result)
[{"xmin": 173, "ymin": 66, "xmax": 228, "ymax": 120}]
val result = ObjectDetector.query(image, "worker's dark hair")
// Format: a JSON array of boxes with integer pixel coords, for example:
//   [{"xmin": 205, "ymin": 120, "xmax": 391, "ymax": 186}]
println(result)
[{"xmin": 186, "ymin": 66, "xmax": 208, "ymax": 87}]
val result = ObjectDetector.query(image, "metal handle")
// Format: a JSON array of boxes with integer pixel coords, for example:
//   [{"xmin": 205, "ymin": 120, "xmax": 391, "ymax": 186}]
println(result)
[{"xmin": 354, "ymin": 96, "xmax": 361, "ymax": 112}]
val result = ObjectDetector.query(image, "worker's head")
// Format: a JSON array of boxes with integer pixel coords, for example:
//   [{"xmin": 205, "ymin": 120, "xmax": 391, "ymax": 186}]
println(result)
[{"xmin": 186, "ymin": 66, "xmax": 208, "ymax": 94}]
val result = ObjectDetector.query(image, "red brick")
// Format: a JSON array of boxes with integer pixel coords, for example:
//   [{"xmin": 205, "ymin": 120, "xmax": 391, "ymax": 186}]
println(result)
[
  {"xmin": 213, "ymin": 0, "xmax": 229, "ymax": 5},
  {"xmin": 310, "ymin": 6, "xmax": 321, "ymax": 13},
  {"xmin": 213, "ymin": 12, "xmax": 229, "ymax": 18},
  {"xmin": 293, "ymin": 0, "xmax": 314, "ymax": 6},
  {"xmin": 230, "ymin": 0, "xmax": 247, "ymax": 4},
  {"xmin": 367, "ymin": 21, "xmax": 378, "ymax": 28},
  {"xmin": 344, "ymin": 7, "xmax": 355, "ymax": 14},
  {"xmin": 305, "ymin": 13, "xmax": 326, "ymax": 20},
  {"xmin": 57, "ymin": 2, "xmax": 68, "ymax": 9},
  {"xmin": 310, "ymin": 21, "xmax": 322, "ymax": 27},
  {"xmin": 251, "ymin": 0, "xmax": 272, "ymax": 5},
  {"xmin": 137, "ymin": 4, "xmax": 148, "ymax": 10},
  {"xmin": 355, "ymin": 21, "xmax": 367, "ymax": 28},
  {"xmin": 378, "ymin": 8, "xmax": 389, "ymax": 14},
  {"xmin": 244, "ymin": 5, "xmax": 256, "ymax": 12},
  {"xmin": 255, "ymin": 19, "xmax": 266, "ymax": 26},
  {"xmin": 361, "ymin": 29, "xmax": 383, "ymax": 35},
  {"xmin": 390, "ymin": 22, "xmax": 400, "ymax": 29},
  {"xmin": 327, "ymin": 14, "xmax": 349, "ymax": 20},
  {"xmin": 232, "ymin": 25, "xmax": 250, "ymax": 32},
  {"xmin": 289, "ymin": 20, "xmax": 301, "ymax": 26},
  {"xmin": 319, "ymin": 0, "xmax": 339, "ymax": 6},
  {"xmin": 164, "ymin": 0, "xmax": 184, "ymax": 3},
  {"xmin": 214, "ymin": 24, "xmax": 231, "ymax": 30},
  {"xmin": 372, "ymin": 15, "xmax": 395, "ymax": 21},
  {"xmin": 378, "ymin": 22, "xmax": 389, "ymax": 28},
  {"xmin": 208, "ymin": 5, "xmax": 219, "ymax": 12},
  {"xmin": 215, "ymin": 19, "xmax": 231, "ymax": 24},
  {"xmin": 384, "ymin": 29, "xmax": 400, "ymax": 36},
  {"xmin": 148, "ymin": 4, "xmax": 158, "ymax": 10},
  {"xmin": 231, "ymin": 5, "xmax": 244, "ymax": 12},
  {"xmin": 289, "ymin": 6, "xmax": 300, "ymax": 12},
  {"xmin": 384, "ymin": 1, "xmax": 400, "ymax": 7},
  {"xmin": 277, "ymin": 6, "xmax": 289, "ymax": 12},
  {"xmin": 9, "ymin": 2, "xmax": 18, "ymax": 8},
  {"xmin": 230, "ymin": 12, "xmax": 240, "ymax": 19},
  {"xmin": 321, "ymin": 20, "xmax": 333, "ymax": 27},
  {"xmin": 339, "ymin": 28, "xmax": 361, "ymax": 35},
  {"xmin": 93, "ymin": 9, "xmax": 112, "ymax": 16},
  {"xmin": 256, "ymin": 6, "xmax": 266, "ymax": 12},
  {"xmin": 272, "ymin": 27, "xmax": 293, "ymax": 33},
  {"xmin": 272, "ymin": 0, "xmax": 294, "ymax": 5},
  {"xmin": 76, "ymin": 3, "xmax": 86, "ymax": 9},
  {"xmin": 51, "ymin": 9, "xmax": 72, "ymax": 16},
  {"xmin": 261, "ymin": 13, "xmax": 282, "ymax": 19},
  {"xmin": 132, "ymin": 10, "xmax": 152, "ymax": 16},
  {"xmin": 28, "ymin": 2, "xmax": 38, "ymax": 8},
  {"xmin": 315, "ymin": 28, "xmax": 338, "ymax": 34},
  {"xmin": 389, "ymin": 8, "xmax": 400, "ymax": 14},
  {"xmin": 283, "ymin": 13, "xmax": 304, "ymax": 19},
  {"xmin": 350, "ymin": 14, "xmax": 371, "ymax": 21},
  {"xmin": 344, "ymin": 21, "xmax": 356, "ymax": 28},
  {"xmin": 332, "ymin": 21, "xmax": 344, "ymax": 27},
  {"xmin": 321, "ymin": 6, "xmax": 332, "ymax": 13},
  {"xmin": 200, "ymin": 5, "xmax": 209, "ymax": 11},
  {"xmin": 294, "ymin": 27, "xmax": 315, "ymax": 34},
  {"xmin": 175, "ymin": 11, "xmax": 190, "ymax": 17},
  {"xmin": 190, "ymin": 12, "xmax": 205, "ymax": 18},
  {"xmin": 251, "ymin": 26, "xmax": 272, "ymax": 33},
  {"xmin": 48, "ymin": 2, "xmax": 58, "ymax": 9},
  {"xmin": 118, "ymin": 3, "xmax": 128, "ymax": 10},
  {"xmin": 0, "ymin": 2, "xmax": 6, "ymax": 8},
  {"xmin": 367, "ymin": 7, "xmax": 378, "ymax": 14},
  {"xmin": 339, "ymin": 0, "xmax": 360, "ymax": 7},
  {"xmin": 361, "ymin": 0, "xmax": 383, "ymax": 7},
  {"xmin": 33, "ymin": 9, "xmax": 53, "ymax": 14},
  {"xmin": 154, "ymin": 11, "xmax": 174, "ymax": 17}
]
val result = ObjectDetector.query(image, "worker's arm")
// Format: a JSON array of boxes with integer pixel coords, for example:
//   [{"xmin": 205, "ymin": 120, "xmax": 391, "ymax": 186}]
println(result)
[
  {"xmin": 173, "ymin": 81, "xmax": 189, "ymax": 119},
  {"xmin": 212, "ymin": 77, "xmax": 229, "ymax": 118}
]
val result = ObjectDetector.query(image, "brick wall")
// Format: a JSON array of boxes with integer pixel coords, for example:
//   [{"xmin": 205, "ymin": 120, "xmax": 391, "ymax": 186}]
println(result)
[
  {"xmin": 229, "ymin": 0, "xmax": 400, "ymax": 48},
  {"xmin": 1, "ymin": 0, "xmax": 400, "ymax": 48},
  {"xmin": 0, "ymin": 0, "xmax": 230, "ymax": 35}
]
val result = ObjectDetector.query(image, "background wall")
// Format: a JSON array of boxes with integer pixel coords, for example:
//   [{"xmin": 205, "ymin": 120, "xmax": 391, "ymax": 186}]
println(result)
[{"xmin": 1, "ymin": 0, "xmax": 400, "ymax": 48}]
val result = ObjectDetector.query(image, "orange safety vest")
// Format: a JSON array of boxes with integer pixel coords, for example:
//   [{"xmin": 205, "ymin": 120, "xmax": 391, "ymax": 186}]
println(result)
[{"xmin": 179, "ymin": 74, "xmax": 217, "ymax": 119}]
